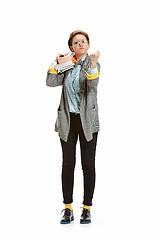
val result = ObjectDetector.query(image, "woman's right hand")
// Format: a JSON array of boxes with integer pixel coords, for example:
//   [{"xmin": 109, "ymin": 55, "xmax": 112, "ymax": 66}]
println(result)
[{"xmin": 56, "ymin": 53, "xmax": 65, "ymax": 63}]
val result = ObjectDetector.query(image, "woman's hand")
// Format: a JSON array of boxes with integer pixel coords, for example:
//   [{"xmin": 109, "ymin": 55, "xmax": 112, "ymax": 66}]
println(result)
[
  {"xmin": 90, "ymin": 50, "xmax": 100, "ymax": 68},
  {"xmin": 55, "ymin": 53, "xmax": 65, "ymax": 63}
]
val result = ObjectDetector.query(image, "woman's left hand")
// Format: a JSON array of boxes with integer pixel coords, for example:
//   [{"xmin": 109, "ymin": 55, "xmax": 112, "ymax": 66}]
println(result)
[{"xmin": 90, "ymin": 50, "xmax": 100, "ymax": 68}]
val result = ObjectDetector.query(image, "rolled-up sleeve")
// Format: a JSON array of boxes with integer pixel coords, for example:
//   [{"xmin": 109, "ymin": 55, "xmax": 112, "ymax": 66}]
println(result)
[
  {"xmin": 86, "ymin": 62, "xmax": 100, "ymax": 87},
  {"xmin": 88, "ymin": 67, "xmax": 97, "ymax": 75},
  {"xmin": 46, "ymin": 63, "xmax": 64, "ymax": 87}
]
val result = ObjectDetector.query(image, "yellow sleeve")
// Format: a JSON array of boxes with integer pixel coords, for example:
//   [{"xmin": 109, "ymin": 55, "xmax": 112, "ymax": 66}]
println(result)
[
  {"xmin": 47, "ymin": 66, "xmax": 58, "ymax": 74},
  {"xmin": 86, "ymin": 70, "xmax": 99, "ymax": 80}
]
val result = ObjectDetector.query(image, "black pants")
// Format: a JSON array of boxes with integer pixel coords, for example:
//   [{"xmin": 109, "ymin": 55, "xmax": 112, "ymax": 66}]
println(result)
[{"xmin": 60, "ymin": 113, "xmax": 98, "ymax": 206}]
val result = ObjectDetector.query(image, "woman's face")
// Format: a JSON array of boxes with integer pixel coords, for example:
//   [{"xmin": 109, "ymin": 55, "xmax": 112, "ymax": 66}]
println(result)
[{"xmin": 70, "ymin": 34, "xmax": 90, "ymax": 59}]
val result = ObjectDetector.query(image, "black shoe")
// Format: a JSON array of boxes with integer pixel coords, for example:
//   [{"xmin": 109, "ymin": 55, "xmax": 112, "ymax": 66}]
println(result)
[
  {"xmin": 80, "ymin": 208, "xmax": 91, "ymax": 224},
  {"xmin": 60, "ymin": 208, "xmax": 74, "ymax": 224}
]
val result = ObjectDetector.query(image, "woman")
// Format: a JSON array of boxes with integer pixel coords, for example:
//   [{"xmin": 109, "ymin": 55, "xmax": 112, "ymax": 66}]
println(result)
[{"xmin": 46, "ymin": 30, "xmax": 100, "ymax": 224}]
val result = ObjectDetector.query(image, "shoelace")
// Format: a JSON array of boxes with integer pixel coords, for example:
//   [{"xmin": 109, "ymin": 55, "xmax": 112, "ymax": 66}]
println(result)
[
  {"xmin": 81, "ymin": 208, "xmax": 90, "ymax": 217},
  {"xmin": 60, "ymin": 208, "xmax": 71, "ymax": 215}
]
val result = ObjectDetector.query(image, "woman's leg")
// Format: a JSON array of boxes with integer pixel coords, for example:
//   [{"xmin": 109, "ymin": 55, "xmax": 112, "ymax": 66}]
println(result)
[
  {"xmin": 60, "ymin": 115, "xmax": 78, "ymax": 204},
  {"xmin": 79, "ymin": 131, "xmax": 98, "ymax": 206}
]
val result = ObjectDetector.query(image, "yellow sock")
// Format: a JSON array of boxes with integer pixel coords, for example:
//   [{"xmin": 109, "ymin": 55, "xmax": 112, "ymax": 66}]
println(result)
[
  {"xmin": 65, "ymin": 204, "xmax": 72, "ymax": 211},
  {"xmin": 83, "ymin": 205, "xmax": 90, "ymax": 211}
]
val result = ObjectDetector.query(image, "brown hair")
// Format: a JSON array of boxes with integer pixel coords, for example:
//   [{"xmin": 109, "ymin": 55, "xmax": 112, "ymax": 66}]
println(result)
[{"xmin": 68, "ymin": 30, "xmax": 90, "ymax": 50}]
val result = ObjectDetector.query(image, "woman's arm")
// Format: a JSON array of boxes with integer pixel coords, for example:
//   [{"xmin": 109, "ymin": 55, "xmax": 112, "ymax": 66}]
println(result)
[
  {"xmin": 46, "ymin": 64, "xmax": 64, "ymax": 87},
  {"xmin": 86, "ymin": 51, "xmax": 100, "ymax": 87},
  {"xmin": 86, "ymin": 62, "xmax": 100, "ymax": 87},
  {"xmin": 89, "ymin": 51, "xmax": 100, "ymax": 69}
]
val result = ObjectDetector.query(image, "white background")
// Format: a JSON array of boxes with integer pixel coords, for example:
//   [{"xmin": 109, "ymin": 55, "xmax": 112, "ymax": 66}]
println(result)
[{"xmin": 0, "ymin": 0, "xmax": 160, "ymax": 239}]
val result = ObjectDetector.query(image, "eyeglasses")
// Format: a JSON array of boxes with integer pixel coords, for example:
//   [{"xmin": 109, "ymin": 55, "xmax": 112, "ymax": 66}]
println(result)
[{"xmin": 72, "ymin": 40, "xmax": 88, "ymax": 46}]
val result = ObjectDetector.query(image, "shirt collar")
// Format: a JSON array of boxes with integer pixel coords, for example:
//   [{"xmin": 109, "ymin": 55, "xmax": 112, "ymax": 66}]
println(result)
[
  {"xmin": 75, "ymin": 55, "xmax": 87, "ymax": 66},
  {"xmin": 81, "ymin": 55, "xmax": 87, "ymax": 62}
]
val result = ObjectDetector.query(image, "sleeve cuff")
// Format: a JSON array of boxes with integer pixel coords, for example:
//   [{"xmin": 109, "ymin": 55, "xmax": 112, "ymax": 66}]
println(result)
[
  {"xmin": 47, "ymin": 61, "xmax": 58, "ymax": 74},
  {"xmin": 47, "ymin": 66, "xmax": 58, "ymax": 74},
  {"xmin": 88, "ymin": 67, "xmax": 97, "ymax": 75},
  {"xmin": 86, "ymin": 70, "xmax": 99, "ymax": 80}
]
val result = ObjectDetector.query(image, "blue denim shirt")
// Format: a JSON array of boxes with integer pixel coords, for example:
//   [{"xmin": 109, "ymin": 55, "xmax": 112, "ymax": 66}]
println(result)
[{"xmin": 65, "ymin": 55, "xmax": 97, "ymax": 113}]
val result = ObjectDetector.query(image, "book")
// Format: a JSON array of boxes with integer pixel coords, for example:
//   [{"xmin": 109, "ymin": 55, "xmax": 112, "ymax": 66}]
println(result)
[
  {"xmin": 54, "ymin": 52, "xmax": 75, "ymax": 73},
  {"xmin": 57, "ymin": 53, "xmax": 73, "ymax": 63}
]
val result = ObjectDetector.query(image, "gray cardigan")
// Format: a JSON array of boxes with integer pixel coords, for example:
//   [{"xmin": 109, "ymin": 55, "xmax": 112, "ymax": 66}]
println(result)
[{"xmin": 46, "ymin": 54, "xmax": 100, "ymax": 142}]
